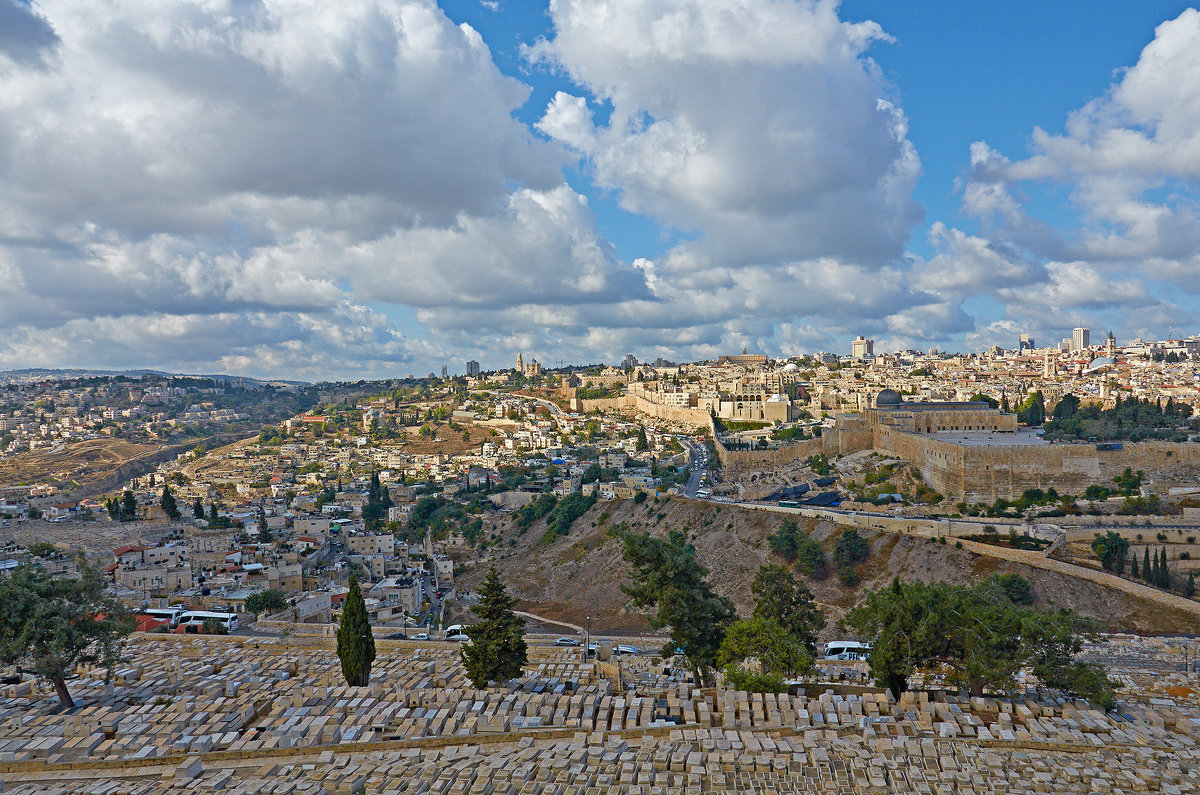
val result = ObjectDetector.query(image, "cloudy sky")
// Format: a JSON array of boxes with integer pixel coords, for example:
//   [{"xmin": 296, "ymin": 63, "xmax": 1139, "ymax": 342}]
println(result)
[{"xmin": 1, "ymin": 0, "xmax": 1199, "ymax": 379}]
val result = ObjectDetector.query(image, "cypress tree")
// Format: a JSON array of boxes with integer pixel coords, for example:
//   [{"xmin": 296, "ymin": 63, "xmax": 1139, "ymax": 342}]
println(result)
[
  {"xmin": 1161, "ymin": 548, "xmax": 1172, "ymax": 589},
  {"xmin": 160, "ymin": 485, "xmax": 180, "ymax": 520},
  {"xmin": 1187, "ymin": 572, "xmax": 1195, "ymax": 598},
  {"xmin": 461, "ymin": 565, "xmax": 527, "ymax": 689},
  {"xmin": 257, "ymin": 507, "xmax": 271, "ymax": 542},
  {"xmin": 1143, "ymin": 547, "xmax": 1152, "ymax": 583},
  {"xmin": 1130, "ymin": 553, "xmax": 1139, "ymax": 579},
  {"xmin": 336, "ymin": 576, "xmax": 375, "ymax": 687},
  {"xmin": 121, "ymin": 489, "xmax": 138, "ymax": 521}
]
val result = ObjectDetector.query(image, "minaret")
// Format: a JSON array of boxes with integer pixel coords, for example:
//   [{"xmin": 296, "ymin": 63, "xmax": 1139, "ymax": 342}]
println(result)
[
  {"xmin": 516, "ymin": 353, "xmax": 523, "ymax": 374},
  {"xmin": 1106, "ymin": 331, "xmax": 1116, "ymax": 357}
]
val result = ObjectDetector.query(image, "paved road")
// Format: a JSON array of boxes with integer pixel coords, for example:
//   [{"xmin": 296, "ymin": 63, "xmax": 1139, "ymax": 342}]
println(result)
[
  {"xmin": 678, "ymin": 438, "xmax": 708, "ymax": 498},
  {"xmin": 531, "ymin": 398, "xmax": 566, "ymax": 418}
]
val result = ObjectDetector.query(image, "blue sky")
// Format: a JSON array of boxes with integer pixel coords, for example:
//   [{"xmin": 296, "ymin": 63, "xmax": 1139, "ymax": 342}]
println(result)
[{"xmin": 1, "ymin": 0, "xmax": 1200, "ymax": 378}]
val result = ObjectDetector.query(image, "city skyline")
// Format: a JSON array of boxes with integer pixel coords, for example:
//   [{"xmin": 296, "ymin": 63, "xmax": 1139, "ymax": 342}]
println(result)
[{"xmin": 1, "ymin": 0, "xmax": 1199, "ymax": 379}]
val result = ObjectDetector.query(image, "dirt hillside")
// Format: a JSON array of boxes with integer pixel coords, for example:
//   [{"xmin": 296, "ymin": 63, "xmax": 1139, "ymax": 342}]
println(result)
[{"xmin": 456, "ymin": 496, "xmax": 1199, "ymax": 637}]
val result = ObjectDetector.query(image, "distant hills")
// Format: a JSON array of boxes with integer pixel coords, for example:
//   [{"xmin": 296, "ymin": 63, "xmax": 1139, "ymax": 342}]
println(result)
[{"xmin": 0, "ymin": 368, "xmax": 311, "ymax": 387}]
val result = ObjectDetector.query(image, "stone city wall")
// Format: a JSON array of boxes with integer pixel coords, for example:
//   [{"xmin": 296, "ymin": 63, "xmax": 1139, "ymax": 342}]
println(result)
[
  {"xmin": 876, "ymin": 429, "xmax": 1200, "ymax": 503},
  {"xmin": 716, "ymin": 436, "xmax": 826, "ymax": 478},
  {"xmin": 576, "ymin": 394, "xmax": 710, "ymax": 427}
]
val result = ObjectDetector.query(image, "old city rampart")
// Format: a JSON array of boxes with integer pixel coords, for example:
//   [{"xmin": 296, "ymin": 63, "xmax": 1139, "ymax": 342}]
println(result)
[{"xmin": 712, "ymin": 413, "xmax": 1200, "ymax": 502}]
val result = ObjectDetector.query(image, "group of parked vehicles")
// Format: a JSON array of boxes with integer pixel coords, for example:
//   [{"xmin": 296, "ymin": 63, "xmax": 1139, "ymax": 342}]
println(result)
[
  {"xmin": 133, "ymin": 608, "xmax": 870, "ymax": 661},
  {"xmin": 140, "ymin": 606, "xmax": 239, "ymax": 633}
]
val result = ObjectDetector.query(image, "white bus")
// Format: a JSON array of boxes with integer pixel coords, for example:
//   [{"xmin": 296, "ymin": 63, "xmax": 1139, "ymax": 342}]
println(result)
[
  {"xmin": 141, "ymin": 607, "xmax": 186, "ymax": 628},
  {"xmin": 822, "ymin": 641, "xmax": 871, "ymax": 661},
  {"xmin": 179, "ymin": 610, "xmax": 239, "ymax": 633}
]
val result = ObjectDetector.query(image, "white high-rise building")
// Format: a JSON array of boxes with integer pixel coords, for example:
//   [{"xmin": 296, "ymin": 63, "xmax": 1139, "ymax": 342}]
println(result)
[{"xmin": 1072, "ymin": 327, "xmax": 1090, "ymax": 352}]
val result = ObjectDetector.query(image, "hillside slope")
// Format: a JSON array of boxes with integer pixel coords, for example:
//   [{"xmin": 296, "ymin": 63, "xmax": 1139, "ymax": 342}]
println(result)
[{"xmin": 455, "ymin": 496, "xmax": 1199, "ymax": 636}]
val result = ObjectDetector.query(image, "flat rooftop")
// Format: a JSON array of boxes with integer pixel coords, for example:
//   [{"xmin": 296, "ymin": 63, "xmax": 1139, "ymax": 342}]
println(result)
[
  {"xmin": 877, "ymin": 401, "xmax": 991, "ymax": 412},
  {"xmin": 926, "ymin": 429, "xmax": 1049, "ymax": 447}
]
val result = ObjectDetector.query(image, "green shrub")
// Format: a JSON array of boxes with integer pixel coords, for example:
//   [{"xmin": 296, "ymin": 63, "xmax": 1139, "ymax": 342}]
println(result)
[{"xmin": 724, "ymin": 666, "xmax": 787, "ymax": 693}]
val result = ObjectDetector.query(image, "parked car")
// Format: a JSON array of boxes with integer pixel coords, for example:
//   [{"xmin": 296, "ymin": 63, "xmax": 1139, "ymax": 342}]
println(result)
[
  {"xmin": 615, "ymin": 644, "xmax": 640, "ymax": 656},
  {"xmin": 413, "ymin": 632, "xmax": 429, "ymax": 640},
  {"xmin": 385, "ymin": 632, "xmax": 408, "ymax": 640},
  {"xmin": 553, "ymin": 637, "xmax": 581, "ymax": 647}
]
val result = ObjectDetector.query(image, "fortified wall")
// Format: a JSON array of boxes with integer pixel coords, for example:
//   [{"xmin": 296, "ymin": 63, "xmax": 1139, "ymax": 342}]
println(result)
[
  {"xmin": 575, "ymin": 393, "xmax": 711, "ymax": 427},
  {"xmin": 713, "ymin": 388, "xmax": 1200, "ymax": 502},
  {"xmin": 712, "ymin": 413, "xmax": 872, "ymax": 477},
  {"xmin": 877, "ymin": 428, "xmax": 1200, "ymax": 503}
]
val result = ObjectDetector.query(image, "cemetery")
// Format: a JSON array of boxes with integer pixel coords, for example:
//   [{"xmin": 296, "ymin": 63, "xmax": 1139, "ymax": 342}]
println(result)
[{"xmin": 0, "ymin": 633, "xmax": 1197, "ymax": 793}]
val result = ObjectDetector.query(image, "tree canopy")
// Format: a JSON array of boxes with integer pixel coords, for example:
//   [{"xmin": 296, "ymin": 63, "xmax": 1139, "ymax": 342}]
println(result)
[
  {"xmin": 0, "ymin": 564, "xmax": 134, "ymax": 708},
  {"xmin": 843, "ymin": 578, "xmax": 1118, "ymax": 708},
  {"xmin": 750, "ymin": 564, "xmax": 825, "ymax": 653},
  {"xmin": 461, "ymin": 565, "xmax": 527, "ymax": 688},
  {"xmin": 244, "ymin": 589, "xmax": 288, "ymax": 615},
  {"xmin": 336, "ymin": 575, "xmax": 375, "ymax": 687},
  {"xmin": 620, "ymin": 528, "xmax": 736, "ymax": 686},
  {"xmin": 159, "ymin": 485, "xmax": 181, "ymax": 520},
  {"xmin": 362, "ymin": 471, "xmax": 394, "ymax": 527},
  {"xmin": 717, "ymin": 616, "xmax": 811, "ymax": 693},
  {"xmin": 1016, "ymin": 391, "xmax": 1045, "ymax": 426},
  {"xmin": 1042, "ymin": 396, "xmax": 1191, "ymax": 442},
  {"xmin": 1091, "ymin": 532, "xmax": 1130, "ymax": 573}
]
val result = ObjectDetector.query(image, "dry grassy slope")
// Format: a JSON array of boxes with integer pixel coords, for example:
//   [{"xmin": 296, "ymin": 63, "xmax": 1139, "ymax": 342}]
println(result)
[
  {"xmin": 0, "ymin": 438, "xmax": 159, "ymax": 494},
  {"xmin": 462, "ymin": 497, "xmax": 1198, "ymax": 636}
]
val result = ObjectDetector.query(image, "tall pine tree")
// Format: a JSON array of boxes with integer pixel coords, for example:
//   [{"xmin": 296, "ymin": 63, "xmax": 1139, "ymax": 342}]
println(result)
[
  {"xmin": 1143, "ymin": 547, "xmax": 1152, "ymax": 583},
  {"xmin": 461, "ymin": 565, "xmax": 527, "ymax": 689},
  {"xmin": 159, "ymin": 485, "xmax": 180, "ymax": 520},
  {"xmin": 363, "ymin": 471, "xmax": 393, "ymax": 528},
  {"xmin": 336, "ymin": 576, "xmax": 375, "ymax": 686}
]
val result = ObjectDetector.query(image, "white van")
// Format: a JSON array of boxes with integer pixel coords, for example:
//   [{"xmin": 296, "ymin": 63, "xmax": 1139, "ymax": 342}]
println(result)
[{"xmin": 822, "ymin": 641, "xmax": 871, "ymax": 661}]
